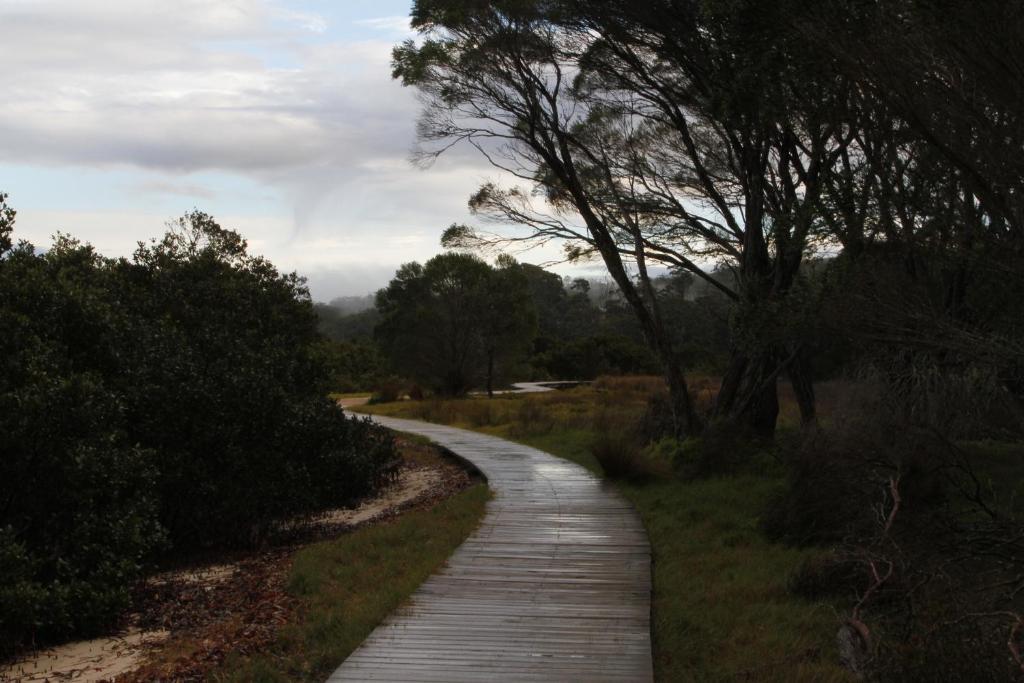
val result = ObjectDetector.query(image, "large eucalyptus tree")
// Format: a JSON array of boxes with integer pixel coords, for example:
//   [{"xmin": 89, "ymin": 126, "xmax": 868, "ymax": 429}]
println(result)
[{"xmin": 394, "ymin": 0, "xmax": 861, "ymax": 435}]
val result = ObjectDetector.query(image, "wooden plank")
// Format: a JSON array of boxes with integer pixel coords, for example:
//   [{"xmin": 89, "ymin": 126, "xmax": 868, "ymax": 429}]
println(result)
[{"xmin": 327, "ymin": 416, "xmax": 653, "ymax": 682}]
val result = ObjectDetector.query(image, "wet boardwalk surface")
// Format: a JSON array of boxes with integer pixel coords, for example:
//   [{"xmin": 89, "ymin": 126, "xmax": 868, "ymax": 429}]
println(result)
[{"xmin": 327, "ymin": 416, "xmax": 652, "ymax": 682}]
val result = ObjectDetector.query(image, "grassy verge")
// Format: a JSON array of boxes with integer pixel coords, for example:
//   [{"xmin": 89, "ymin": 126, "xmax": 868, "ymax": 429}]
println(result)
[
  {"xmin": 358, "ymin": 380, "xmax": 851, "ymax": 682},
  {"xmin": 213, "ymin": 483, "xmax": 490, "ymax": 682},
  {"xmin": 617, "ymin": 476, "xmax": 845, "ymax": 681}
]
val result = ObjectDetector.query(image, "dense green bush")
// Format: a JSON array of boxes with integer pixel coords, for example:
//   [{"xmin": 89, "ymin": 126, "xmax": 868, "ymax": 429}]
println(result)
[
  {"xmin": 111, "ymin": 215, "xmax": 398, "ymax": 548},
  {"xmin": 0, "ymin": 199, "xmax": 396, "ymax": 655},
  {"xmin": 313, "ymin": 339, "xmax": 388, "ymax": 393},
  {"xmin": 0, "ymin": 231, "xmax": 165, "ymax": 651}
]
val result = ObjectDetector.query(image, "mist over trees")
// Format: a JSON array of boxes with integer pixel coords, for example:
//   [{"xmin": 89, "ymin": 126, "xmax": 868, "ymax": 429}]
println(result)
[{"xmin": 314, "ymin": 258, "xmax": 732, "ymax": 395}]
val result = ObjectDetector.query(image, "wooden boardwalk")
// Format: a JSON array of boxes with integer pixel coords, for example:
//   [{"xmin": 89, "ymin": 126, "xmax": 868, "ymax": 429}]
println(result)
[{"xmin": 327, "ymin": 416, "xmax": 652, "ymax": 682}]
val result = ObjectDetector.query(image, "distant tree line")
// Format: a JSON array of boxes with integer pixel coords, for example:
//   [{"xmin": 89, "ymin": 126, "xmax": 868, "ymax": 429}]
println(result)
[
  {"xmin": 314, "ymin": 253, "xmax": 735, "ymax": 397},
  {"xmin": 0, "ymin": 202, "xmax": 397, "ymax": 656}
]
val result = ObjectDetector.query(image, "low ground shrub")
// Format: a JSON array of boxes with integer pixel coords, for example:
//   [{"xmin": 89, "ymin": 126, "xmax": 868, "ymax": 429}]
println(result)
[
  {"xmin": 590, "ymin": 431, "xmax": 669, "ymax": 481},
  {"xmin": 765, "ymin": 379, "xmax": 1024, "ymax": 679},
  {"xmin": 592, "ymin": 374, "xmax": 666, "ymax": 395},
  {"xmin": 462, "ymin": 399, "xmax": 497, "ymax": 427},
  {"xmin": 657, "ymin": 420, "xmax": 780, "ymax": 481},
  {"xmin": 787, "ymin": 552, "xmax": 866, "ymax": 602},
  {"xmin": 368, "ymin": 376, "xmax": 404, "ymax": 404},
  {"xmin": 636, "ymin": 390, "xmax": 675, "ymax": 442},
  {"xmin": 590, "ymin": 432, "xmax": 644, "ymax": 479}
]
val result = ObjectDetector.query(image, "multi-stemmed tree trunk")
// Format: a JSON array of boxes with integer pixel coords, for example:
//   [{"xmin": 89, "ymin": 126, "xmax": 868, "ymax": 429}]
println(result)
[
  {"xmin": 397, "ymin": 0, "xmax": 853, "ymax": 437},
  {"xmin": 563, "ymin": 0, "xmax": 844, "ymax": 435},
  {"xmin": 401, "ymin": 2, "xmax": 706, "ymax": 436}
]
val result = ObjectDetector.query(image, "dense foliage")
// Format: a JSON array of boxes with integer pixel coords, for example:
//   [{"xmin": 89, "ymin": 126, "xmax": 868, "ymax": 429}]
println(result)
[
  {"xmin": 375, "ymin": 252, "xmax": 536, "ymax": 396},
  {"xmin": 393, "ymin": 0, "xmax": 1024, "ymax": 677},
  {"xmin": 395, "ymin": 0, "xmax": 1024, "ymax": 440},
  {"xmin": 0, "ymin": 202, "xmax": 397, "ymax": 654},
  {"xmin": 314, "ymin": 259, "xmax": 727, "ymax": 393}
]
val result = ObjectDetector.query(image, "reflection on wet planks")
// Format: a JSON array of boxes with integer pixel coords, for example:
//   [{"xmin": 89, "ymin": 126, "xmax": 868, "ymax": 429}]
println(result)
[{"xmin": 328, "ymin": 416, "xmax": 652, "ymax": 683}]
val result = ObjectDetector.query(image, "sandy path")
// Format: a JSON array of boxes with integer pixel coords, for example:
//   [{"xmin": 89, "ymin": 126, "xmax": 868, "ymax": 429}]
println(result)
[
  {"xmin": 1, "ymin": 631, "xmax": 170, "ymax": 683},
  {"xmin": 2, "ymin": 456, "xmax": 450, "ymax": 683}
]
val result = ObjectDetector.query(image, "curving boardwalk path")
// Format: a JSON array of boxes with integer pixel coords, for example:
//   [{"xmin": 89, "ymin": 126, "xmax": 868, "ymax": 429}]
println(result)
[{"xmin": 328, "ymin": 416, "xmax": 652, "ymax": 682}]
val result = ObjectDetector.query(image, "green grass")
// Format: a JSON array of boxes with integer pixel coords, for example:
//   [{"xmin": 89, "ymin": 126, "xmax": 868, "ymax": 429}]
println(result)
[
  {"xmin": 617, "ymin": 476, "xmax": 845, "ymax": 681},
  {"xmin": 358, "ymin": 380, "xmax": 852, "ymax": 682},
  {"xmin": 213, "ymin": 484, "xmax": 490, "ymax": 682}
]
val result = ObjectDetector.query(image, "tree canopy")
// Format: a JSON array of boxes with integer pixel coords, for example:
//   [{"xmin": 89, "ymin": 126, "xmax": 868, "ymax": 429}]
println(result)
[
  {"xmin": 394, "ymin": 0, "xmax": 1024, "ymax": 437},
  {"xmin": 0, "ymin": 205, "xmax": 397, "ymax": 655},
  {"xmin": 375, "ymin": 252, "xmax": 536, "ymax": 396}
]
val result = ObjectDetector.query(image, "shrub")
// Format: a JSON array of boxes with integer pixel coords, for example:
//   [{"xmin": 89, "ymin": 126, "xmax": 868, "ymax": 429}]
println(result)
[
  {"xmin": 767, "ymin": 379, "xmax": 1024, "ymax": 679},
  {"xmin": 462, "ymin": 399, "xmax": 496, "ymax": 427},
  {"xmin": 0, "ymin": 240, "xmax": 165, "ymax": 656},
  {"xmin": 0, "ymin": 208, "xmax": 398, "ymax": 653},
  {"xmin": 637, "ymin": 390, "xmax": 675, "ymax": 442},
  {"xmin": 593, "ymin": 374, "xmax": 666, "ymax": 395},
  {"xmin": 313, "ymin": 339, "xmax": 388, "ymax": 393},
  {"xmin": 0, "ymin": 388, "xmax": 163, "ymax": 651},
  {"xmin": 117, "ymin": 215, "xmax": 399, "ymax": 550},
  {"xmin": 665, "ymin": 421, "xmax": 776, "ymax": 481},
  {"xmin": 787, "ymin": 552, "xmax": 866, "ymax": 601},
  {"xmin": 590, "ymin": 431, "xmax": 667, "ymax": 481},
  {"xmin": 591, "ymin": 433, "xmax": 645, "ymax": 479},
  {"xmin": 369, "ymin": 376, "xmax": 404, "ymax": 404}
]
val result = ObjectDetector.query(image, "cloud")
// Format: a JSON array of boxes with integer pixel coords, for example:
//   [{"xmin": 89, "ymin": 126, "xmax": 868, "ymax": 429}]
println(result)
[
  {"xmin": 134, "ymin": 180, "xmax": 218, "ymax": 200},
  {"xmin": 0, "ymin": 1, "xmax": 586, "ymax": 300},
  {"xmin": 355, "ymin": 15, "xmax": 413, "ymax": 35},
  {"xmin": 0, "ymin": 0, "xmax": 414, "ymax": 176},
  {"xmin": 277, "ymin": 8, "xmax": 328, "ymax": 33}
]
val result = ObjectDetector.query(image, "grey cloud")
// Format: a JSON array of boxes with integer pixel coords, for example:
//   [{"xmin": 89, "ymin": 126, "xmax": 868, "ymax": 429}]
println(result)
[
  {"xmin": 134, "ymin": 180, "xmax": 217, "ymax": 199},
  {"xmin": 0, "ymin": 0, "xmax": 588, "ymax": 296},
  {"xmin": 0, "ymin": 1, "xmax": 415, "ymax": 175}
]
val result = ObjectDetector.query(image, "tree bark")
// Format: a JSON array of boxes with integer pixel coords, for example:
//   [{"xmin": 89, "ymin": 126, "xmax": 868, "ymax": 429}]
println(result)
[
  {"xmin": 715, "ymin": 350, "xmax": 780, "ymax": 438},
  {"xmin": 661, "ymin": 349, "xmax": 701, "ymax": 439},
  {"xmin": 553, "ymin": 158, "xmax": 702, "ymax": 438},
  {"xmin": 788, "ymin": 348, "xmax": 817, "ymax": 428},
  {"xmin": 486, "ymin": 350, "xmax": 495, "ymax": 399}
]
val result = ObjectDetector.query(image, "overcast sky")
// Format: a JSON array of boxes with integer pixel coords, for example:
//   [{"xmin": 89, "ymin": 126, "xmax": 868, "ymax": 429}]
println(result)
[{"xmin": 0, "ymin": 0, "xmax": 597, "ymax": 300}]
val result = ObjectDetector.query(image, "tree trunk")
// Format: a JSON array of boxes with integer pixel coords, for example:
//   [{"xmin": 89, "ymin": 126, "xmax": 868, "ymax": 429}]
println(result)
[
  {"xmin": 788, "ymin": 348, "xmax": 817, "ymax": 428},
  {"xmin": 715, "ymin": 350, "xmax": 780, "ymax": 438},
  {"xmin": 663, "ymin": 354, "xmax": 701, "ymax": 439},
  {"xmin": 486, "ymin": 350, "xmax": 495, "ymax": 399}
]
